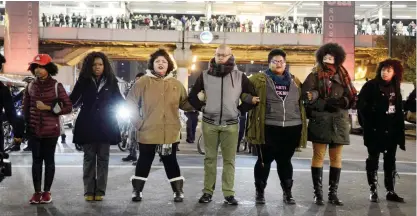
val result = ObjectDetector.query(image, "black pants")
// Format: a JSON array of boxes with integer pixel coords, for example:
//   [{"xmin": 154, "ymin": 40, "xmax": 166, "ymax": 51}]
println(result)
[
  {"xmin": 237, "ymin": 115, "xmax": 247, "ymax": 148},
  {"xmin": 366, "ymin": 143, "xmax": 397, "ymax": 173},
  {"xmin": 135, "ymin": 143, "xmax": 181, "ymax": 180},
  {"xmin": 185, "ymin": 112, "xmax": 198, "ymax": 142},
  {"xmin": 31, "ymin": 137, "xmax": 58, "ymax": 192},
  {"xmin": 254, "ymin": 125, "xmax": 302, "ymax": 183}
]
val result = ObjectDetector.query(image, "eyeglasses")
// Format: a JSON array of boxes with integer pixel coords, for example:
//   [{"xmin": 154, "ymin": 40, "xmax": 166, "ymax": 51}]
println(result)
[
  {"xmin": 270, "ymin": 60, "xmax": 286, "ymax": 65},
  {"xmin": 215, "ymin": 53, "xmax": 231, "ymax": 58}
]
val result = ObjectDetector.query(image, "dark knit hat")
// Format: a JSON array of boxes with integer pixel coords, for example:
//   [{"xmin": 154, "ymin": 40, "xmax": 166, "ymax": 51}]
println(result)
[{"xmin": 268, "ymin": 49, "xmax": 286, "ymax": 63}]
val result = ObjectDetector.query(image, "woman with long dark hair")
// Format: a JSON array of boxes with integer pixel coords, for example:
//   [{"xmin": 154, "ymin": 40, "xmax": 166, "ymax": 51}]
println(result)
[
  {"xmin": 70, "ymin": 51, "xmax": 124, "ymax": 201},
  {"xmin": 24, "ymin": 54, "xmax": 72, "ymax": 204},
  {"xmin": 357, "ymin": 59, "xmax": 406, "ymax": 203},
  {"xmin": 302, "ymin": 43, "xmax": 357, "ymax": 206},
  {"xmin": 127, "ymin": 48, "xmax": 193, "ymax": 202}
]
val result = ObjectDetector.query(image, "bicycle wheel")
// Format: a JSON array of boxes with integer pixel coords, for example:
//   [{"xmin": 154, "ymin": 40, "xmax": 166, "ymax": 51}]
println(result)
[{"xmin": 197, "ymin": 134, "xmax": 205, "ymax": 155}]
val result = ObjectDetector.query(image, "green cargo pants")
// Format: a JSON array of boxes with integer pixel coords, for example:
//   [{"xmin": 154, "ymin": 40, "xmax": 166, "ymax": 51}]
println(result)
[{"xmin": 202, "ymin": 121, "xmax": 239, "ymax": 197}]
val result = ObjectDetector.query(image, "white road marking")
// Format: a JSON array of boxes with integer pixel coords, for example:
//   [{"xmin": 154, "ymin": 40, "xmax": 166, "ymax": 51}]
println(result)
[
  {"xmin": 10, "ymin": 165, "xmax": 416, "ymax": 176},
  {"xmin": 8, "ymin": 152, "xmax": 417, "ymax": 164}
]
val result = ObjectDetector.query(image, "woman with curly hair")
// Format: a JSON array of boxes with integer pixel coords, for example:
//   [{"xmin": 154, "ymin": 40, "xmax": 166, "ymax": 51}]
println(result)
[
  {"xmin": 357, "ymin": 59, "xmax": 405, "ymax": 203},
  {"xmin": 126, "ymin": 48, "xmax": 194, "ymax": 202},
  {"xmin": 24, "ymin": 54, "xmax": 73, "ymax": 204},
  {"xmin": 70, "ymin": 51, "xmax": 124, "ymax": 201},
  {"xmin": 302, "ymin": 43, "xmax": 357, "ymax": 206}
]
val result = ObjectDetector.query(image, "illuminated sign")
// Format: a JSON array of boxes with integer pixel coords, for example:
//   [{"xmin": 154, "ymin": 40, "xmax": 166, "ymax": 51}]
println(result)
[{"xmin": 200, "ymin": 31, "xmax": 214, "ymax": 44}]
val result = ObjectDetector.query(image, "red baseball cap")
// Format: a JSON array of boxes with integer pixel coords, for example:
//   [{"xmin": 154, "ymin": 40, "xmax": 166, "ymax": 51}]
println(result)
[{"xmin": 28, "ymin": 54, "xmax": 52, "ymax": 70}]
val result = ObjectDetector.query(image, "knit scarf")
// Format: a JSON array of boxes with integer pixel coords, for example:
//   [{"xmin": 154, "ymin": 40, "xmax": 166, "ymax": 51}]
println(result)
[
  {"xmin": 208, "ymin": 56, "xmax": 236, "ymax": 77},
  {"xmin": 265, "ymin": 67, "xmax": 291, "ymax": 86},
  {"xmin": 317, "ymin": 64, "xmax": 357, "ymax": 101}
]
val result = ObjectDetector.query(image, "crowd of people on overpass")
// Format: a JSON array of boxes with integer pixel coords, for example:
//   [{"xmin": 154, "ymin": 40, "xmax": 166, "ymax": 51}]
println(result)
[
  {"xmin": 39, "ymin": 12, "xmax": 323, "ymax": 34},
  {"xmin": 40, "ymin": 12, "xmax": 416, "ymax": 37},
  {"xmin": 357, "ymin": 19, "xmax": 416, "ymax": 36}
]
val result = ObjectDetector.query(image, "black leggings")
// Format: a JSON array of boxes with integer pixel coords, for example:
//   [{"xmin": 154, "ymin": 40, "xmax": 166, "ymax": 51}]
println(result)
[
  {"xmin": 31, "ymin": 137, "xmax": 58, "ymax": 192},
  {"xmin": 254, "ymin": 125, "xmax": 301, "ymax": 183},
  {"xmin": 135, "ymin": 143, "xmax": 181, "ymax": 180}
]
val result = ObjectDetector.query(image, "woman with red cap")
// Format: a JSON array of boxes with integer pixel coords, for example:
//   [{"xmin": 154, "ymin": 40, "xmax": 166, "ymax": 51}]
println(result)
[{"xmin": 23, "ymin": 54, "xmax": 72, "ymax": 204}]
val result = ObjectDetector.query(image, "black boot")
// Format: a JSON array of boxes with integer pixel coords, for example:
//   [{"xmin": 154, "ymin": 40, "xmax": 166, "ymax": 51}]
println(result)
[
  {"xmin": 281, "ymin": 179, "xmax": 296, "ymax": 205},
  {"xmin": 311, "ymin": 167, "xmax": 324, "ymax": 205},
  {"xmin": 254, "ymin": 180, "xmax": 266, "ymax": 204},
  {"xmin": 328, "ymin": 167, "xmax": 343, "ymax": 206},
  {"xmin": 170, "ymin": 178, "xmax": 184, "ymax": 202},
  {"xmin": 384, "ymin": 170, "xmax": 405, "ymax": 203},
  {"xmin": 367, "ymin": 170, "xmax": 379, "ymax": 202},
  {"xmin": 131, "ymin": 177, "xmax": 146, "ymax": 202}
]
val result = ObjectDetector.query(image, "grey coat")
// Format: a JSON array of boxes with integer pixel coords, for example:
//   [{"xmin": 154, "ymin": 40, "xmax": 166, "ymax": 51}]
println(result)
[{"xmin": 301, "ymin": 67, "xmax": 351, "ymax": 145}]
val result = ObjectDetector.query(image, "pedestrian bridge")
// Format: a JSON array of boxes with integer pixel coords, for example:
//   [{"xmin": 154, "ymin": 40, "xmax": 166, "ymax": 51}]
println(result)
[{"xmin": 0, "ymin": 25, "xmax": 378, "ymax": 48}]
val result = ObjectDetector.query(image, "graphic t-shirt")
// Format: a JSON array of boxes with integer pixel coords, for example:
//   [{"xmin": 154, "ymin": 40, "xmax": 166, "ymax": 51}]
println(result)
[{"xmin": 274, "ymin": 83, "xmax": 289, "ymax": 100}]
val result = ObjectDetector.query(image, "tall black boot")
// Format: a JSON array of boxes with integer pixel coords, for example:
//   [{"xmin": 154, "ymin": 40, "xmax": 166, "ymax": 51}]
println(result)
[
  {"xmin": 281, "ymin": 179, "xmax": 296, "ymax": 205},
  {"xmin": 169, "ymin": 177, "xmax": 184, "ymax": 202},
  {"xmin": 328, "ymin": 167, "xmax": 343, "ymax": 206},
  {"xmin": 254, "ymin": 179, "xmax": 266, "ymax": 204},
  {"xmin": 384, "ymin": 170, "xmax": 405, "ymax": 203},
  {"xmin": 311, "ymin": 167, "xmax": 324, "ymax": 205},
  {"xmin": 131, "ymin": 176, "xmax": 146, "ymax": 202},
  {"xmin": 367, "ymin": 170, "xmax": 379, "ymax": 202}
]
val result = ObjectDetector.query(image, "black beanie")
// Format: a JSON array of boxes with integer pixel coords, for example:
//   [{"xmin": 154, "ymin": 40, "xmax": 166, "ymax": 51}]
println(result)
[{"xmin": 268, "ymin": 49, "xmax": 286, "ymax": 63}]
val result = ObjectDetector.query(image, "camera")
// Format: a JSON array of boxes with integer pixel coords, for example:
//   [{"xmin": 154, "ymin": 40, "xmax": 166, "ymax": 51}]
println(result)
[{"xmin": 0, "ymin": 152, "xmax": 12, "ymax": 183}]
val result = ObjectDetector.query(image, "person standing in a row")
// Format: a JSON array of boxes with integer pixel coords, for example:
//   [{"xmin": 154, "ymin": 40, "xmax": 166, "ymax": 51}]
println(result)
[
  {"xmin": 246, "ymin": 49, "xmax": 307, "ymax": 205},
  {"xmin": 302, "ymin": 43, "xmax": 357, "ymax": 206},
  {"xmin": 25, "ymin": 54, "xmax": 72, "ymax": 204},
  {"xmin": 188, "ymin": 44, "xmax": 258, "ymax": 205},
  {"xmin": 357, "ymin": 58, "xmax": 406, "ymax": 203},
  {"xmin": 70, "ymin": 52, "xmax": 124, "ymax": 202},
  {"xmin": 127, "ymin": 49, "xmax": 194, "ymax": 203}
]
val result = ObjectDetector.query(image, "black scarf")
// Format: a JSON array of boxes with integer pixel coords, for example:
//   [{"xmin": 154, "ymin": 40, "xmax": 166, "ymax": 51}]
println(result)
[
  {"xmin": 208, "ymin": 55, "xmax": 236, "ymax": 77},
  {"xmin": 150, "ymin": 70, "xmax": 166, "ymax": 78}
]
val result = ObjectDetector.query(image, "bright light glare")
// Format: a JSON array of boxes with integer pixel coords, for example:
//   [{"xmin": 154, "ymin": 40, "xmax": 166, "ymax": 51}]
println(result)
[
  {"xmin": 360, "ymin": 4, "xmax": 377, "ymax": 7},
  {"xmin": 302, "ymin": 3, "xmax": 320, "ymax": 6},
  {"xmin": 192, "ymin": 56, "xmax": 197, "ymax": 63},
  {"xmin": 274, "ymin": 2, "xmax": 292, "ymax": 6},
  {"xmin": 118, "ymin": 107, "xmax": 131, "ymax": 119},
  {"xmin": 355, "ymin": 67, "xmax": 367, "ymax": 80},
  {"xmin": 79, "ymin": 2, "xmax": 86, "ymax": 8},
  {"xmin": 191, "ymin": 64, "xmax": 196, "ymax": 71}
]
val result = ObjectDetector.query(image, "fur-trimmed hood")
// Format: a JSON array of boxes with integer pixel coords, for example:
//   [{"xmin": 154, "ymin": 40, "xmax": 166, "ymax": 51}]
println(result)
[
  {"xmin": 145, "ymin": 69, "xmax": 174, "ymax": 80},
  {"xmin": 315, "ymin": 43, "xmax": 346, "ymax": 68}
]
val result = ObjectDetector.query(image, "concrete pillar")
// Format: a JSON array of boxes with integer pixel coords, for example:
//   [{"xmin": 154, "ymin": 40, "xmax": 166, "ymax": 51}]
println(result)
[
  {"xmin": 55, "ymin": 66, "xmax": 76, "ymax": 91},
  {"xmin": 205, "ymin": 2, "xmax": 213, "ymax": 19},
  {"xmin": 293, "ymin": 7, "xmax": 298, "ymax": 22},
  {"xmin": 173, "ymin": 43, "xmax": 193, "ymax": 90},
  {"xmin": 378, "ymin": 8, "xmax": 383, "ymax": 30},
  {"xmin": 4, "ymin": 2, "xmax": 39, "ymax": 75}
]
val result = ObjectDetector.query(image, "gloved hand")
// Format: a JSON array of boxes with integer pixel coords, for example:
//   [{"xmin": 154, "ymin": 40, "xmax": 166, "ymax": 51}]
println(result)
[
  {"xmin": 325, "ymin": 98, "xmax": 339, "ymax": 113},
  {"xmin": 399, "ymin": 144, "xmax": 406, "ymax": 151}
]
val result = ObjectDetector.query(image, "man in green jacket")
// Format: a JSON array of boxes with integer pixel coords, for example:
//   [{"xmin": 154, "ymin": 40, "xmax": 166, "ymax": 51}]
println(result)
[{"xmin": 245, "ymin": 49, "xmax": 307, "ymax": 205}]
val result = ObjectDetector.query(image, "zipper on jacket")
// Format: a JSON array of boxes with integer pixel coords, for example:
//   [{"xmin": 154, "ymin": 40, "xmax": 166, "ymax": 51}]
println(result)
[{"xmin": 219, "ymin": 77, "xmax": 224, "ymax": 125}]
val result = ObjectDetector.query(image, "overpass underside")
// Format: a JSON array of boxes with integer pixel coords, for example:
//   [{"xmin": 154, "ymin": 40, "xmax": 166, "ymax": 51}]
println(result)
[{"xmin": 39, "ymin": 40, "xmax": 386, "ymax": 67}]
